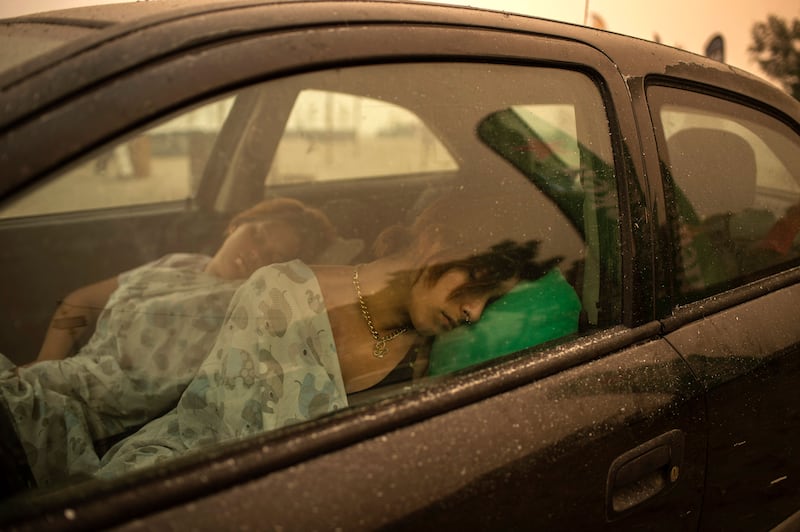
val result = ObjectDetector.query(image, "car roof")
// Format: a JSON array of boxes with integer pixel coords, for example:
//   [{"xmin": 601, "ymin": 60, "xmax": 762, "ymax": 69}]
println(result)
[{"xmin": 1, "ymin": 0, "xmax": 797, "ymax": 129}]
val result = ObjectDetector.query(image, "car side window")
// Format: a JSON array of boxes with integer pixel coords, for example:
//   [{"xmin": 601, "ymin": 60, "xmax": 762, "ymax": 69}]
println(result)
[
  {"xmin": 0, "ymin": 98, "xmax": 234, "ymax": 219},
  {"xmin": 648, "ymin": 86, "xmax": 800, "ymax": 301},
  {"xmin": 266, "ymin": 90, "xmax": 458, "ymax": 184},
  {"xmin": 0, "ymin": 61, "xmax": 620, "ymax": 498}
]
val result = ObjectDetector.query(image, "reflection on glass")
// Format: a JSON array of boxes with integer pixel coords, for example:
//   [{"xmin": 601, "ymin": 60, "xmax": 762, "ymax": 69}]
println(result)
[
  {"xmin": 0, "ymin": 98, "xmax": 234, "ymax": 219},
  {"xmin": 657, "ymin": 98, "xmax": 800, "ymax": 297},
  {"xmin": 266, "ymin": 90, "xmax": 458, "ymax": 184},
  {"xmin": 0, "ymin": 63, "xmax": 619, "ymax": 506}
]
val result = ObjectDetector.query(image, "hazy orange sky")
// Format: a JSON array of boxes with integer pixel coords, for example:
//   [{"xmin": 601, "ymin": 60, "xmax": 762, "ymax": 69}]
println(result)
[
  {"xmin": 440, "ymin": 0, "xmax": 800, "ymax": 84},
  {"xmin": 2, "ymin": 0, "xmax": 799, "ymax": 84}
]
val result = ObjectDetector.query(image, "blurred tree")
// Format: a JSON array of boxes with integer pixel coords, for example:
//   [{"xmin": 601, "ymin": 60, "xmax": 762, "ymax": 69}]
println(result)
[{"xmin": 749, "ymin": 15, "xmax": 800, "ymax": 99}]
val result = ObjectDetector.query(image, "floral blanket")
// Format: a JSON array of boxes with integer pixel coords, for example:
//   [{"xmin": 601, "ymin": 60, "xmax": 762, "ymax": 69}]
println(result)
[
  {"xmin": 0, "ymin": 260, "xmax": 346, "ymax": 485},
  {"xmin": 96, "ymin": 261, "xmax": 347, "ymax": 477}
]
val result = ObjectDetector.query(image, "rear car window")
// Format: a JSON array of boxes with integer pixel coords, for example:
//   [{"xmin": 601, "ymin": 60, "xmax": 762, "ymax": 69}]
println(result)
[
  {"xmin": 648, "ymin": 85, "xmax": 800, "ymax": 302},
  {"xmin": 0, "ymin": 97, "xmax": 235, "ymax": 218}
]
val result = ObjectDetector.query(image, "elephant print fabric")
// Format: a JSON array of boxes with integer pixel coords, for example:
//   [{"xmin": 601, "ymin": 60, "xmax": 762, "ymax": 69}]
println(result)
[
  {"xmin": 95, "ymin": 260, "xmax": 347, "ymax": 477},
  {"xmin": 0, "ymin": 253, "xmax": 243, "ymax": 486}
]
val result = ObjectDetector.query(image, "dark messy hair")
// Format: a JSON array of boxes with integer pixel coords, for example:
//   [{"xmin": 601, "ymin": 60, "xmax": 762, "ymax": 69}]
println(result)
[{"xmin": 425, "ymin": 240, "xmax": 562, "ymax": 294}]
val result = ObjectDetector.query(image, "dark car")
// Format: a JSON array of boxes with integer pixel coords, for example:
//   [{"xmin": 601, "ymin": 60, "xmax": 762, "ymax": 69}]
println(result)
[{"xmin": 0, "ymin": 1, "xmax": 798, "ymax": 530}]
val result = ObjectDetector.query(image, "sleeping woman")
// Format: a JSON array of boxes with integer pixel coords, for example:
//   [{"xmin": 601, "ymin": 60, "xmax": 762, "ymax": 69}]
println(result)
[
  {"xmin": 1, "ymin": 191, "xmax": 563, "ymax": 488},
  {"xmin": 1, "ymin": 197, "xmax": 337, "ymax": 487}
]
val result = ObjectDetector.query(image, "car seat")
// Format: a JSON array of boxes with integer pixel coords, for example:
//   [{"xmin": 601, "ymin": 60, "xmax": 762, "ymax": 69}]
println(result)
[{"xmin": 666, "ymin": 127, "xmax": 774, "ymax": 292}]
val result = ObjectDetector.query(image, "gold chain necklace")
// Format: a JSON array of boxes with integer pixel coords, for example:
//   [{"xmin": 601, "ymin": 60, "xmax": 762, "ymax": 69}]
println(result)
[{"xmin": 352, "ymin": 266, "xmax": 408, "ymax": 358}]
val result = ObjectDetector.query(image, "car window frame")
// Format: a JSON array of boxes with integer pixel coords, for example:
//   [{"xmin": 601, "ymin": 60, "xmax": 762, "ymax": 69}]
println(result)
[
  {"xmin": 643, "ymin": 77, "xmax": 800, "ymax": 318},
  {"xmin": 0, "ymin": 19, "xmax": 653, "ymax": 530}
]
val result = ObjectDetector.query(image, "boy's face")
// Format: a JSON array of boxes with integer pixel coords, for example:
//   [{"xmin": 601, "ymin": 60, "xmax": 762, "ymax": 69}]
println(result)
[{"xmin": 406, "ymin": 267, "xmax": 518, "ymax": 336}]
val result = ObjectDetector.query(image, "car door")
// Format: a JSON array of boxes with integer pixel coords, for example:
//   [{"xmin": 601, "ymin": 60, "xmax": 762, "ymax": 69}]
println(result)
[
  {"xmin": 645, "ymin": 83, "xmax": 800, "ymax": 530},
  {"xmin": 0, "ymin": 6, "xmax": 709, "ymax": 531}
]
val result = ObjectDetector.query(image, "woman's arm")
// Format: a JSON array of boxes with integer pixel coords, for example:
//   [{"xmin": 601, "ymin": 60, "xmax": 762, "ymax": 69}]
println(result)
[{"xmin": 35, "ymin": 276, "xmax": 119, "ymax": 362}]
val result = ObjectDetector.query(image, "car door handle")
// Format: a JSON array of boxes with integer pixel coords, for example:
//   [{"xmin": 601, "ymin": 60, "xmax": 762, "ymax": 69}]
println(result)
[{"xmin": 606, "ymin": 429, "xmax": 685, "ymax": 519}]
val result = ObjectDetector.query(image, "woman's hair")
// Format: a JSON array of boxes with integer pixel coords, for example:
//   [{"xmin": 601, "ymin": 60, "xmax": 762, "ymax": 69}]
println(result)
[
  {"xmin": 374, "ymin": 192, "xmax": 562, "ymax": 290},
  {"xmin": 227, "ymin": 197, "xmax": 337, "ymax": 261}
]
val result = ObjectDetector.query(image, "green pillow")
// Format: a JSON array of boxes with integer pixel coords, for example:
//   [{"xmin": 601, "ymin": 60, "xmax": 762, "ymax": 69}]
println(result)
[{"xmin": 428, "ymin": 269, "xmax": 581, "ymax": 376}]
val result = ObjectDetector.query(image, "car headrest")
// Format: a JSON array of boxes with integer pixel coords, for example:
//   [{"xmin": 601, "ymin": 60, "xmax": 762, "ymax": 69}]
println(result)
[{"xmin": 666, "ymin": 128, "xmax": 757, "ymax": 219}]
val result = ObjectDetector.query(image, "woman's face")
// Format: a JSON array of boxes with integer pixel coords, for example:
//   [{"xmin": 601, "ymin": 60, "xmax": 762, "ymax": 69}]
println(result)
[
  {"xmin": 206, "ymin": 218, "xmax": 304, "ymax": 280},
  {"xmin": 407, "ymin": 267, "xmax": 518, "ymax": 337}
]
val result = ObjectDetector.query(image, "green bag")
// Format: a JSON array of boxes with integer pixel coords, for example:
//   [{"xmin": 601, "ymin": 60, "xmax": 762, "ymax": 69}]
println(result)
[{"xmin": 428, "ymin": 268, "xmax": 581, "ymax": 376}]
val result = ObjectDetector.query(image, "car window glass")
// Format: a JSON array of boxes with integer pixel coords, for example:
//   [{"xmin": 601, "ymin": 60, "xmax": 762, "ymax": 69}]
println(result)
[
  {"xmin": 648, "ymin": 86, "xmax": 800, "ymax": 301},
  {"xmin": 266, "ymin": 90, "xmax": 458, "ymax": 184},
  {"xmin": 0, "ymin": 62, "xmax": 618, "ymax": 503},
  {"xmin": 512, "ymin": 104, "xmax": 581, "ymax": 167},
  {"xmin": 0, "ymin": 97, "xmax": 235, "ymax": 219}
]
